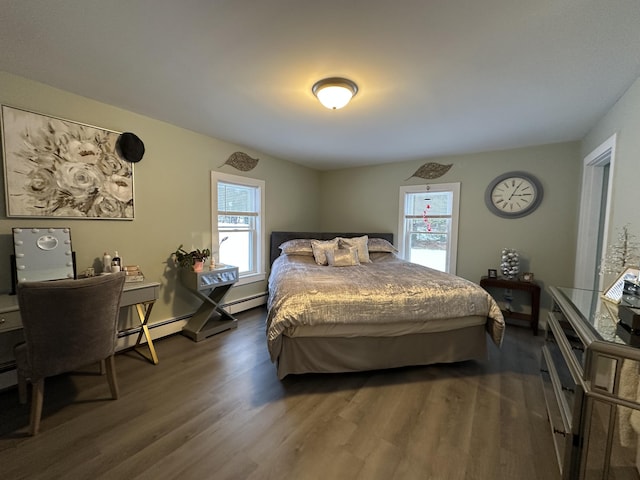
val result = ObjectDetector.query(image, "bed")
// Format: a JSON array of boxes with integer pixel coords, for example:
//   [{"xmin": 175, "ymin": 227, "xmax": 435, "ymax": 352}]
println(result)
[{"xmin": 266, "ymin": 231, "xmax": 505, "ymax": 379}]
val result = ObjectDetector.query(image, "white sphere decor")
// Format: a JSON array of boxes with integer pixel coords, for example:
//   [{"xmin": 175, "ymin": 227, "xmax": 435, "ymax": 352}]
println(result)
[{"xmin": 501, "ymin": 248, "xmax": 520, "ymax": 279}]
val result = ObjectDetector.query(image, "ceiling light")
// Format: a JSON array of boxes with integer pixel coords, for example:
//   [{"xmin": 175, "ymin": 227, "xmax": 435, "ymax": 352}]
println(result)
[{"xmin": 312, "ymin": 77, "xmax": 358, "ymax": 110}]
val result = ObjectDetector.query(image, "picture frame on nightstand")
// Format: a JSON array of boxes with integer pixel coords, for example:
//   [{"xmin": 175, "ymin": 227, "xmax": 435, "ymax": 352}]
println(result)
[
  {"xmin": 602, "ymin": 267, "xmax": 640, "ymax": 304},
  {"xmin": 487, "ymin": 269, "xmax": 497, "ymax": 279}
]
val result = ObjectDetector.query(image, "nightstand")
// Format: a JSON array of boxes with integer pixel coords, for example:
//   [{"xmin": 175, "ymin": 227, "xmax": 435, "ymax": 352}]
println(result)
[
  {"xmin": 180, "ymin": 265, "xmax": 239, "ymax": 342},
  {"xmin": 480, "ymin": 276, "xmax": 541, "ymax": 335}
]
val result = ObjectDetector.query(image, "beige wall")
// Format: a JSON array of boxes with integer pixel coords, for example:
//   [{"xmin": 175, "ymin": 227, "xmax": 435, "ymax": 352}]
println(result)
[
  {"xmin": 319, "ymin": 142, "xmax": 583, "ymax": 314},
  {"xmin": 0, "ymin": 72, "xmax": 321, "ymax": 327},
  {"xmin": 581, "ymin": 75, "xmax": 640, "ymax": 252},
  {"xmin": 5, "ymin": 69, "xmax": 635, "ymax": 334}
]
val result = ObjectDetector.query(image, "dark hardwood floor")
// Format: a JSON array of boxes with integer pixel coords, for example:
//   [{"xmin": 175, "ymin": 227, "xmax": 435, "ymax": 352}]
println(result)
[{"xmin": 0, "ymin": 307, "xmax": 560, "ymax": 480}]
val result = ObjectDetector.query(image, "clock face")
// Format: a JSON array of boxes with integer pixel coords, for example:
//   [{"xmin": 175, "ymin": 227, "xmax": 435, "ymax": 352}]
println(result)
[{"xmin": 485, "ymin": 172, "xmax": 543, "ymax": 218}]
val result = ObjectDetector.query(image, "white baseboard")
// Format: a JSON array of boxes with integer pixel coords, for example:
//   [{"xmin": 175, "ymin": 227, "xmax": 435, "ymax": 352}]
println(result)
[
  {"xmin": 116, "ymin": 318, "xmax": 189, "ymax": 351},
  {"xmin": 116, "ymin": 291, "xmax": 267, "ymax": 350},
  {"xmin": 223, "ymin": 292, "xmax": 269, "ymax": 315}
]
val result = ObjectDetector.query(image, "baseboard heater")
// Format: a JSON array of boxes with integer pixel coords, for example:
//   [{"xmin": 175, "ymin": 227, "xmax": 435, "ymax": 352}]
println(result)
[
  {"xmin": 117, "ymin": 315, "xmax": 191, "ymax": 338},
  {"xmin": 117, "ymin": 291, "xmax": 268, "ymax": 339},
  {"xmin": 222, "ymin": 292, "xmax": 268, "ymax": 314}
]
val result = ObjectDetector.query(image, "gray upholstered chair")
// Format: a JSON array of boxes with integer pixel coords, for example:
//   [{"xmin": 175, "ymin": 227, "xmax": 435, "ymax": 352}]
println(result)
[{"xmin": 14, "ymin": 272, "xmax": 126, "ymax": 435}]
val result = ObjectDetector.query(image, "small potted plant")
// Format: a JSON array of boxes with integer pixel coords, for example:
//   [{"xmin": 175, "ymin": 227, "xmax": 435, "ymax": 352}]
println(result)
[{"xmin": 172, "ymin": 245, "xmax": 211, "ymax": 272}]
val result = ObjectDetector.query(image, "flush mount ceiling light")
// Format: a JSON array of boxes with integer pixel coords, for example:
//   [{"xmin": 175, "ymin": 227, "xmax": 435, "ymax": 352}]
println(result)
[{"xmin": 312, "ymin": 77, "xmax": 358, "ymax": 110}]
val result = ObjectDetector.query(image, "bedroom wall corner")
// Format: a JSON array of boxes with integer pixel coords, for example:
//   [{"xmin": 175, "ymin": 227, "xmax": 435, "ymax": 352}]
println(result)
[
  {"xmin": 318, "ymin": 141, "xmax": 582, "ymax": 331},
  {"xmin": 0, "ymin": 71, "xmax": 322, "ymax": 334},
  {"xmin": 581, "ymin": 74, "xmax": 640, "ymax": 262}
]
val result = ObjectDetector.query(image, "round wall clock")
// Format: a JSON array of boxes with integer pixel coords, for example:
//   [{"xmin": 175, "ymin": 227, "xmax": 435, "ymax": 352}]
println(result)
[{"xmin": 484, "ymin": 171, "xmax": 543, "ymax": 218}]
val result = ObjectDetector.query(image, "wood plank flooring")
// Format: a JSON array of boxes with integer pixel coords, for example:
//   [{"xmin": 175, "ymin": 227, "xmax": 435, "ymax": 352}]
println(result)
[{"xmin": 0, "ymin": 307, "xmax": 560, "ymax": 480}]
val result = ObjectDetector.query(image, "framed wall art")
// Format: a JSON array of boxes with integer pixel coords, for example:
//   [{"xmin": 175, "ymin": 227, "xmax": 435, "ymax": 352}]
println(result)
[{"xmin": 1, "ymin": 105, "xmax": 134, "ymax": 219}]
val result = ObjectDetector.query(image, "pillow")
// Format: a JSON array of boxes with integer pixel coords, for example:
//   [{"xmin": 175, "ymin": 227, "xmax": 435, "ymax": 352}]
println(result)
[
  {"xmin": 279, "ymin": 238, "xmax": 314, "ymax": 256},
  {"xmin": 327, "ymin": 246, "xmax": 360, "ymax": 267},
  {"xmin": 367, "ymin": 237, "xmax": 398, "ymax": 253},
  {"xmin": 311, "ymin": 238, "xmax": 339, "ymax": 265},
  {"xmin": 369, "ymin": 251, "xmax": 397, "ymax": 262},
  {"xmin": 339, "ymin": 235, "xmax": 371, "ymax": 263}
]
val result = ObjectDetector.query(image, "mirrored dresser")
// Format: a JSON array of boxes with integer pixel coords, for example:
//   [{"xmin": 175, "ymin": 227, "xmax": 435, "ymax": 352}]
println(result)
[{"xmin": 543, "ymin": 286, "xmax": 640, "ymax": 479}]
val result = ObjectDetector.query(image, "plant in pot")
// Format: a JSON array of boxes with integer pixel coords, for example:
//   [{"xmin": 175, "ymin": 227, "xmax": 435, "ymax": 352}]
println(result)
[{"xmin": 172, "ymin": 245, "xmax": 211, "ymax": 272}]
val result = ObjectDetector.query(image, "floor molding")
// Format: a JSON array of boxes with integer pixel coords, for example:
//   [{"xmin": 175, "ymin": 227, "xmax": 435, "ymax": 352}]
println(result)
[{"xmin": 116, "ymin": 291, "xmax": 268, "ymax": 350}]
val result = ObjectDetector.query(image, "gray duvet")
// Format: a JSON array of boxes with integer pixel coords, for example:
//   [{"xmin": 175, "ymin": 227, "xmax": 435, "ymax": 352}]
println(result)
[{"xmin": 267, "ymin": 252, "xmax": 505, "ymax": 363}]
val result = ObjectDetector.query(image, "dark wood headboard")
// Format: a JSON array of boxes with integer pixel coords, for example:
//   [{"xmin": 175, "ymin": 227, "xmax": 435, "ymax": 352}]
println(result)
[{"xmin": 270, "ymin": 231, "xmax": 394, "ymax": 266}]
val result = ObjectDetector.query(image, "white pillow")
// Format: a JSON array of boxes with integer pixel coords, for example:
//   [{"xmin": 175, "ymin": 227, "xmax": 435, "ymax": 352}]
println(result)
[
  {"xmin": 339, "ymin": 235, "xmax": 371, "ymax": 263},
  {"xmin": 367, "ymin": 237, "xmax": 398, "ymax": 253},
  {"xmin": 279, "ymin": 238, "xmax": 314, "ymax": 256},
  {"xmin": 327, "ymin": 246, "xmax": 360, "ymax": 267},
  {"xmin": 311, "ymin": 238, "xmax": 339, "ymax": 265}
]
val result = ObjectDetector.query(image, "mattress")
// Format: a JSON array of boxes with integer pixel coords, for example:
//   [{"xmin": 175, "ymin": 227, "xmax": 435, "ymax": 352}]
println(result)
[{"xmin": 266, "ymin": 251, "xmax": 505, "ymax": 363}]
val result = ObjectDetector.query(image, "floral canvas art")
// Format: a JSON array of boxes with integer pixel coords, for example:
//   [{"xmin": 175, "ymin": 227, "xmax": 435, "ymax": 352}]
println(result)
[{"xmin": 1, "ymin": 106, "xmax": 134, "ymax": 219}]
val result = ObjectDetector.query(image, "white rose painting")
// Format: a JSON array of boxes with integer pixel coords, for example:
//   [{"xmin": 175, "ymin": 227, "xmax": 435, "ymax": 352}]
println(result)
[{"xmin": 1, "ymin": 106, "xmax": 134, "ymax": 219}]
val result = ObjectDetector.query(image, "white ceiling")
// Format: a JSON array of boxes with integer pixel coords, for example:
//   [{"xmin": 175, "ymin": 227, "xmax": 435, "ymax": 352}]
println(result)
[{"xmin": 1, "ymin": 1, "xmax": 639, "ymax": 171}]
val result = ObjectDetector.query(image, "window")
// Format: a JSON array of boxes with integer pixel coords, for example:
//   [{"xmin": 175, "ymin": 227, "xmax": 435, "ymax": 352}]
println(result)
[
  {"xmin": 211, "ymin": 172, "xmax": 265, "ymax": 285},
  {"xmin": 398, "ymin": 183, "xmax": 460, "ymax": 274}
]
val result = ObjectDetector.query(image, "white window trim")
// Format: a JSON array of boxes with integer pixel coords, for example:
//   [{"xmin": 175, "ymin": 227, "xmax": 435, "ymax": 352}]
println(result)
[
  {"xmin": 211, "ymin": 171, "xmax": 266, "ymax": 286},
  {"xmin": 398, "ymin": 182, "xmax": 460, "ymax": 274}
]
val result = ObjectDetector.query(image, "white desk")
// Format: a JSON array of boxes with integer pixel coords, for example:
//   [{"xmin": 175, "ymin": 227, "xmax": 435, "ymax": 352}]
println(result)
[{"xmin": 0, "ymin": 280, "xmax": 161, "ymax": 367}]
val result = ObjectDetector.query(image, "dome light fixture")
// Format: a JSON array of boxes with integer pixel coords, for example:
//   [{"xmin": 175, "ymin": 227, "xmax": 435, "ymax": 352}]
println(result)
[{"xmin": 312, "ymin": 77, "xmax": 358, "ymax": 110}]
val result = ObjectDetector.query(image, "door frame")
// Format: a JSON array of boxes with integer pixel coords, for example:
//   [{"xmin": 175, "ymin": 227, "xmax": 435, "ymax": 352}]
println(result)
[{"xmin": 574, "ymin": 134, "xmax": 616, "ymax": 290}]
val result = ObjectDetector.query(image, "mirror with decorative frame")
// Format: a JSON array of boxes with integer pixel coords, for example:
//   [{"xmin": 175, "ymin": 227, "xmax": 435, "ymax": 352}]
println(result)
[{"xmin": 12, "ymin": 227, "xmax": 75, "ymax": 284}]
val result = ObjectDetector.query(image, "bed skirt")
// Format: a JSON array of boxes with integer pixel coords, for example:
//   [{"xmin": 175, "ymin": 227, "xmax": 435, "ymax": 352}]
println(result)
[{"xmin": 275, "ymin": 324, "xmax": 488, "ymax": 379}]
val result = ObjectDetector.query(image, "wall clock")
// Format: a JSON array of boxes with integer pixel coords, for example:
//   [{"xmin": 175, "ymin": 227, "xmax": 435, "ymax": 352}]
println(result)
[{"xmin": 484, "ymin": 171, "xmax": 543, "ymax": 218}]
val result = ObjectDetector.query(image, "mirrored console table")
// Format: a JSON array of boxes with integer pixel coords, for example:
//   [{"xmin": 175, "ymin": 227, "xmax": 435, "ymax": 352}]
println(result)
[
  {"xmin": 544, "ymin": 286, "xmax": 640, "ymax": 479},
  {"xmin": 180, "ymin": 265, "xmax": 238, "ymax": 342}
]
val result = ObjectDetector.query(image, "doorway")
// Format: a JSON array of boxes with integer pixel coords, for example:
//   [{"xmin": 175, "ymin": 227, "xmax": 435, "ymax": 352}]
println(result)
[{"xmin": 574, "ymin": 134, "xmax": 617, "ymax": 290}]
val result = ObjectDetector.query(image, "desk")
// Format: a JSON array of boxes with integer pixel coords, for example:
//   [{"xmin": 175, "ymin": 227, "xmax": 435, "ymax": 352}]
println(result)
[
  {"xmin": 480, "ymin": 276, "xmax": 540, "ymax": 335},
  {"xmin": 0, "ymin": 280, "xmax": 161, "ymax": 366}
]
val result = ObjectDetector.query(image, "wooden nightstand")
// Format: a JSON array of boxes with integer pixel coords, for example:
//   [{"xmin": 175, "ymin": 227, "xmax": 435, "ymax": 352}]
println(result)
[{"xmin": 480, "ymin": 276, "xmax": 541, "ymax": 335}]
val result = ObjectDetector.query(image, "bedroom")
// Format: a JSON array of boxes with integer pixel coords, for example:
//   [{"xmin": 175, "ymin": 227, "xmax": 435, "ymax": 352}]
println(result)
[{"xmin": 0, "ymin": 1, "xmax": 640, "ymax": 478}]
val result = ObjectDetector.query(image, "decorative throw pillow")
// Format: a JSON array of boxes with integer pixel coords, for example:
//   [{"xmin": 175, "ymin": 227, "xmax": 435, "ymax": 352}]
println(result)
[
  {"xmin": 339, "ymin": 235, "xmax": 371, "ymax": 263},
  {"xmin": 367, "ymin": 237, "xmax": 398, "ymax": 253},
  {"xmin": 279, "ymin": 238, "xmax": 314, "ymax": 256},
  {"xmin": 327, "ymin": 246, "xmax": 360, "ymax": 267},
  {"xmin": 311, "ymin": 238, "xmax": 339, "ymax": 265}
]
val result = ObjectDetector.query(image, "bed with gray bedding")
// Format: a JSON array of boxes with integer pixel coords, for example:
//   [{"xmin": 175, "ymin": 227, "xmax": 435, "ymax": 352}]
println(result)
[{"xmin": 267, "ymin": 232, "xmax": 504, "ymax": 379}]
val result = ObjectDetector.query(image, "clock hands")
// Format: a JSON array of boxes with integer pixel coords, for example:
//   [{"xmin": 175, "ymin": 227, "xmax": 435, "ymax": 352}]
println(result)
[
  {"xmin": 492, "ymin": 180, "xmax": 534, "ymax": 211},
  {"xmin": 509, "ymin": 181, "xmax": 523, "ymax": 200}
]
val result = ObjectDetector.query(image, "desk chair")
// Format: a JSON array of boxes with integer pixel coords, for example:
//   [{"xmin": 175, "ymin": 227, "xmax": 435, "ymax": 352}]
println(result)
[{"xmin": 14, "ymin": 272, "xmax": 126, "ymax": 435}]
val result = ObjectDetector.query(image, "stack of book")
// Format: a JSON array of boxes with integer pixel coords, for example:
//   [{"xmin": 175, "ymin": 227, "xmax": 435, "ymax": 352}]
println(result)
[{"xmin": 123, "ymin": 265, "xmax": 144, "ymax": 283}]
